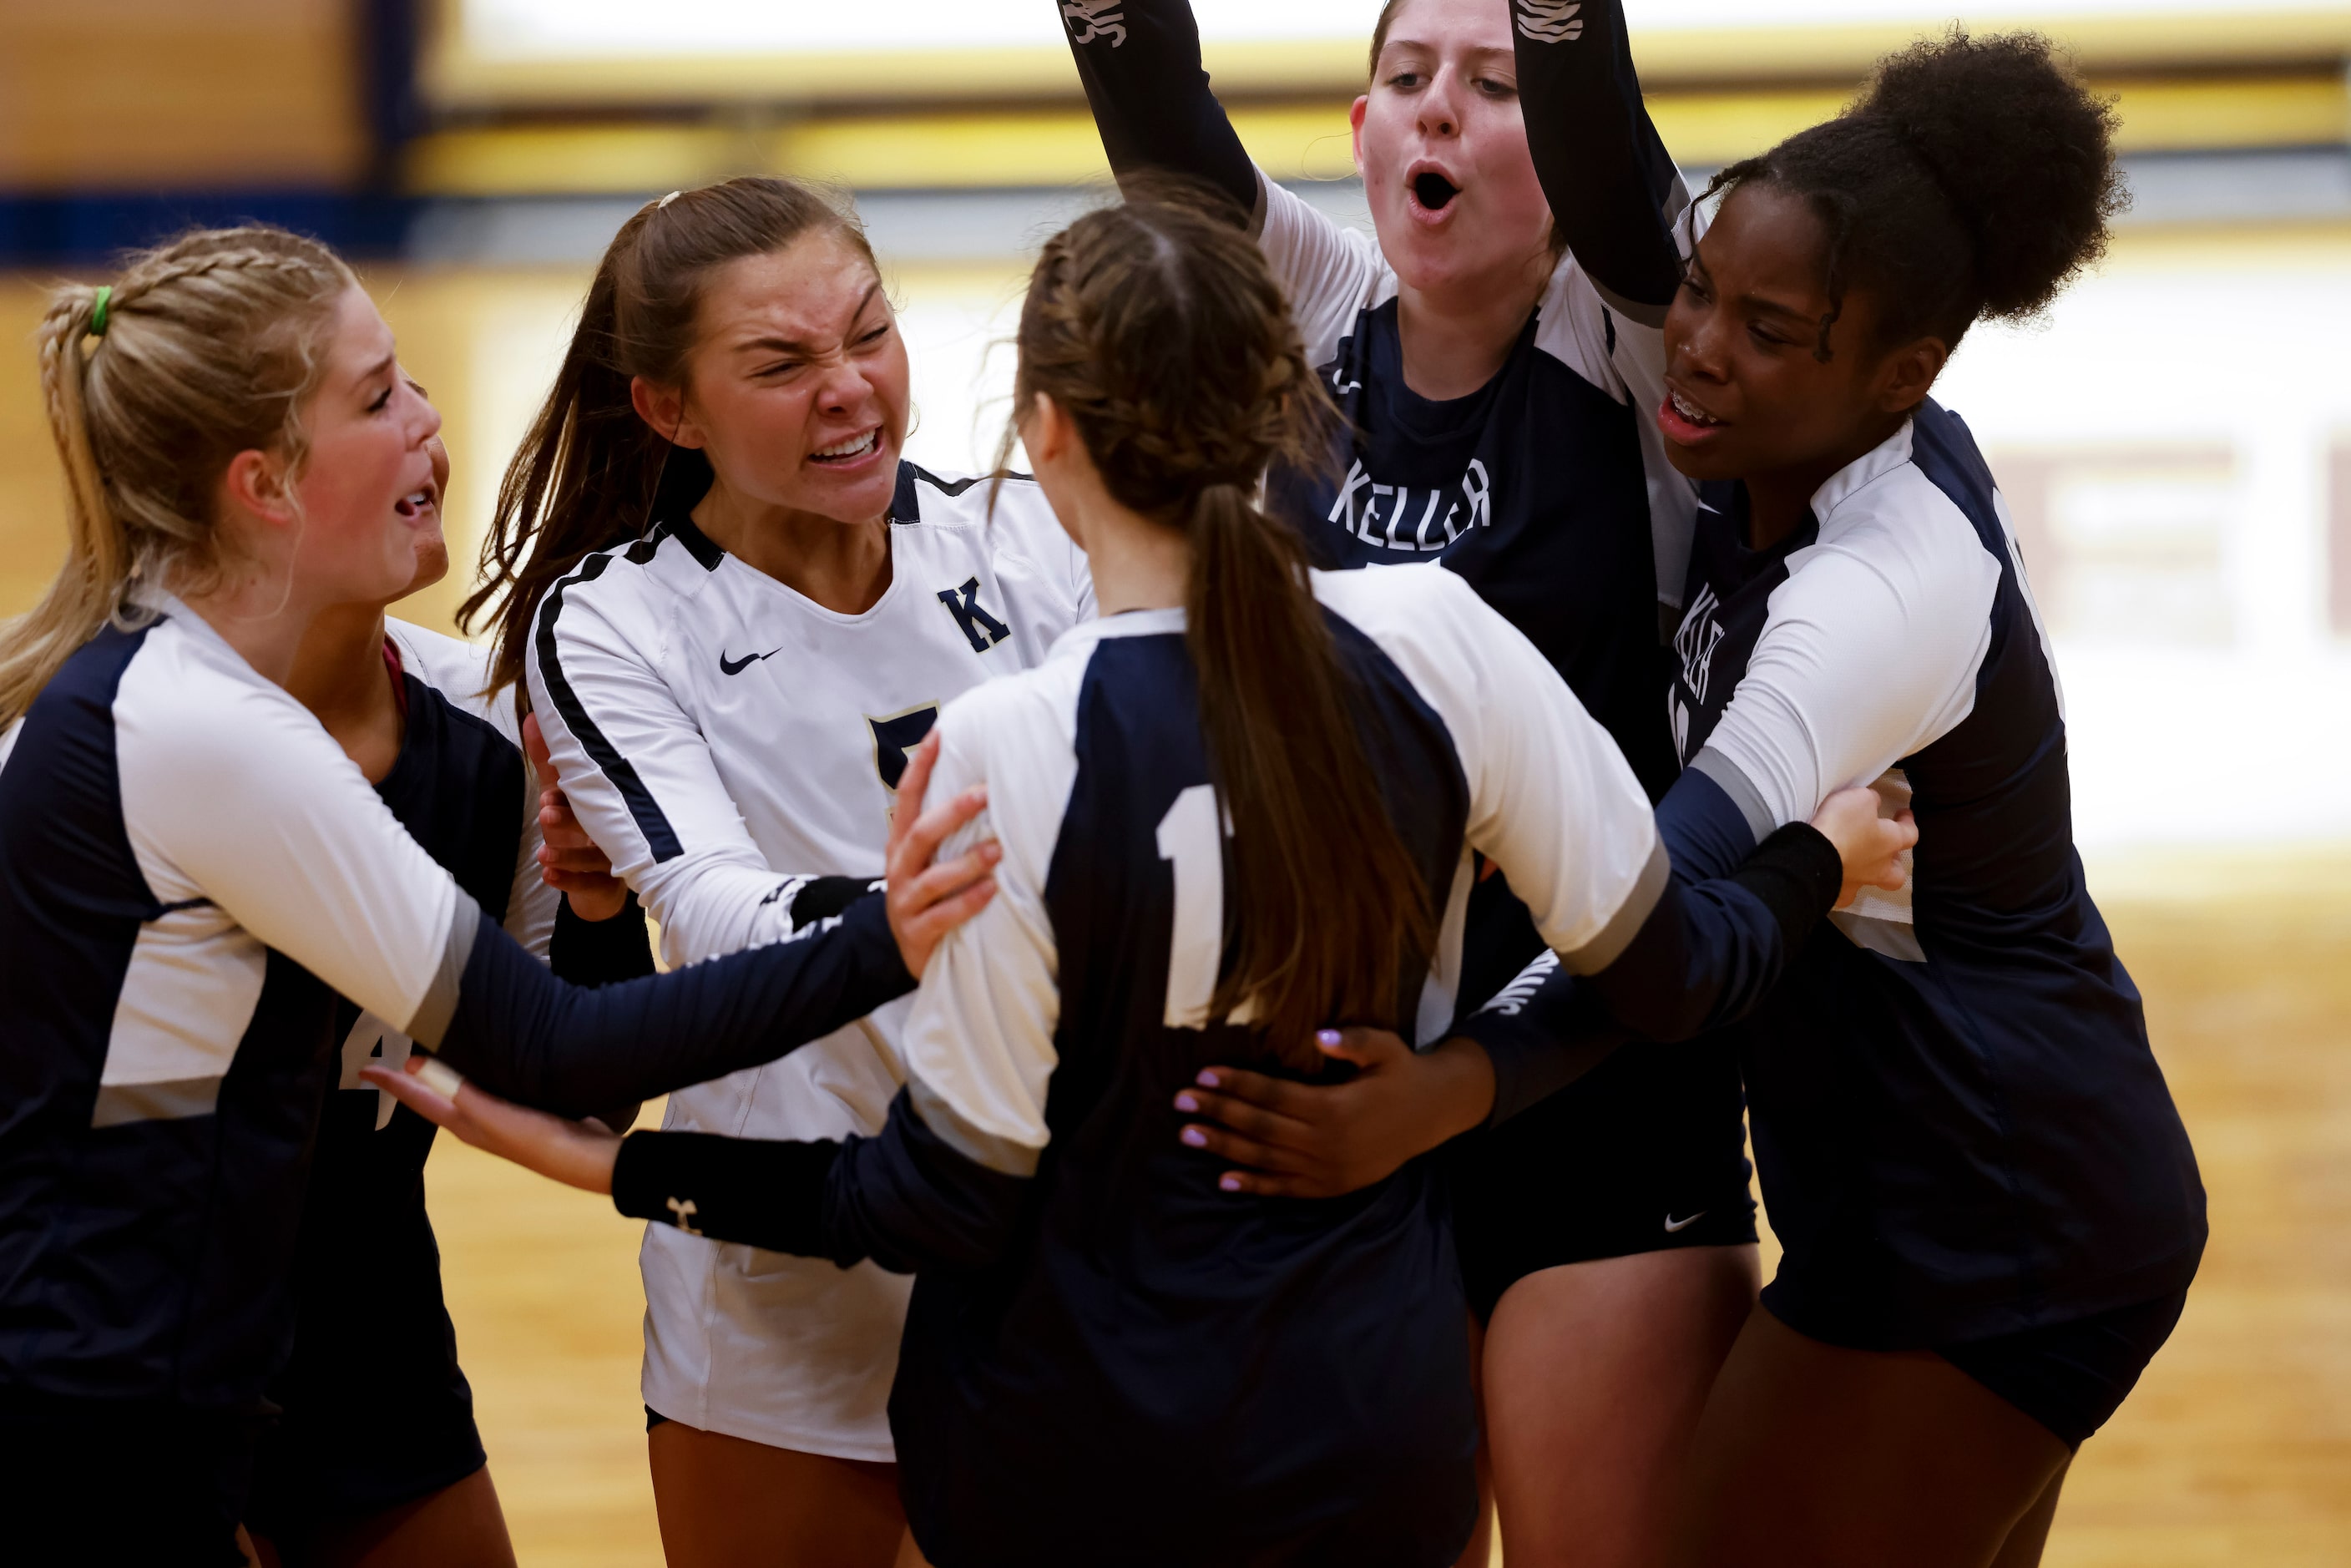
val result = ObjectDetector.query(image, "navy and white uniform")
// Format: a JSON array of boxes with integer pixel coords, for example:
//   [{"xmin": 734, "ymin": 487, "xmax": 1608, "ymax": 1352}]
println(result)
[
  {"xmin": 1476, "ymin": 404, "xmax": 2207, "ymax": 1441},
  {"xmin": 0, "ymin": 595, "xmax": 923, "ymax": 1553},
  {"xmin": 1065, "ymin": 0, "xmax": 1760, "ymax": 1298},
  {"xmin": 245, "ymin": 624, "xmax": 655, "ymax": 1540},
  {"xmin": 526, "ymin": 458, "xmax": 1092, "ymax": 1459},
  {"xmin": 603, "ymin": 564, "xmax": 1847, "ymax": 1567}
]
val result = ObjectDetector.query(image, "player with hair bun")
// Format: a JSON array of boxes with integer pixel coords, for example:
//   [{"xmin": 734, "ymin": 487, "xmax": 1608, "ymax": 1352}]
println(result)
[{"xmin": 1484, "ymin": 31, "xmax": 2203, "ymax": 1565}]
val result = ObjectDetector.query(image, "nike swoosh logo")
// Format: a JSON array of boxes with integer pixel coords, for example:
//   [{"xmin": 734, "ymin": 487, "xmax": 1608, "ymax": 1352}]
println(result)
[
  {"xmin": 1663, "ymin": 1211, "xmax": 1707, "ymax": 1233},
  {"xmin": 719, "ymin": 648, "xmax": 780, "ymax": 676}
]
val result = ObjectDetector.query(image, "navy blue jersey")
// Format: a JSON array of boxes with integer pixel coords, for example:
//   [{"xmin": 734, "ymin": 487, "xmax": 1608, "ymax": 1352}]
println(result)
[
  {"xmin": 1638, "ymin": 403, "xmax": 2201, "ymax": 1344},
  {"xmin": 0, "ymin": 599, "xmax": 923, "ymax": 1418},
  {"xmin": 609, "ymin": 565, "xmax": 1848, "ymax": 1566},
  {"xmin": 1066, "ymin": 0, "xmax": 1696, "ymax": 802}
]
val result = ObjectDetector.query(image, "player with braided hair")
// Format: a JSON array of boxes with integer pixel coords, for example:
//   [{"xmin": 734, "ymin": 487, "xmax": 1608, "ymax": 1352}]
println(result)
[
  {"xmin": 0, "ymin": 226, "xmax": 999, "ymax": 1563},
  {"xmin": 374, "ymin": 188, "xmax": 1914, "ymax": 1568}
]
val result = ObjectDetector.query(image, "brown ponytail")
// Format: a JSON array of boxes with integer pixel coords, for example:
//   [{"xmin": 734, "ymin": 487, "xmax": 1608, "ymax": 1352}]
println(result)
[
  {"xmin": 461, "ymin": 176, "xmax": 882, "ymax": 694},
  {"xmin": 1010, "ymin": 186, "xmax": 1434, "ymax": 1068},
  {"xmin": 0, "ymin": 226, "xmax": 353, "ymax": 726}
]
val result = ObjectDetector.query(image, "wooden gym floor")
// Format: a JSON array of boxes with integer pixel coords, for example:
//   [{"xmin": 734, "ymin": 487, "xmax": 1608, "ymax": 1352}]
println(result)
[{"xmin": 0, "ymin": 267, "xmax": 2344, "ymax": 1563}]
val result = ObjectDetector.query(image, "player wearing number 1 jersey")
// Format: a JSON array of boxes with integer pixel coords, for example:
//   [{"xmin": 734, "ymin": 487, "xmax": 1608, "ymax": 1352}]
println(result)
[
  {"xmin": 464, "ymin": 176, "xmax": 1091, "ymax": 1563},
  {"xmin": 387, "ymin": 193, "xmax": 1910, "ymax": 1568}
]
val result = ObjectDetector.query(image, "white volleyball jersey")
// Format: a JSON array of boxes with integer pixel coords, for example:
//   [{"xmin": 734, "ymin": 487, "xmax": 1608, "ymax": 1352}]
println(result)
[{"xmin": 524, "ymin": 462, "xmax": 1093, "ymax": 1458}]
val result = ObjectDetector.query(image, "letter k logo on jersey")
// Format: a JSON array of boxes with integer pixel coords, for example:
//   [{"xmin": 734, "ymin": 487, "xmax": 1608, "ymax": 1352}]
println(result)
[{"xmin": 938, "ymin": 577, "xmax": 1013, "ymax": 654}]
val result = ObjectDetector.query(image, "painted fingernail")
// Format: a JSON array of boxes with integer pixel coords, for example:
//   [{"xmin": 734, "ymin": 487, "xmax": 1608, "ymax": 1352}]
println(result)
[
  {"xmin": 1196, "ymin": 1070, "xmax": 1220, "ymax": 1088},
  {"xmin": 1317, "ymin": 1029, "xmax": 1343, "ymax": 1049},
  {"xmin": 1219, "ymin": 1175, "xmax": 1242, "ymax": 1191},
  {"xmin": 1181, "ymin": 1126, "xmax": 1207, "ymax": 1147},
  {"xmin": 1174, "ymin": 1093, "xmax": 1199, "ymax": 1113}
]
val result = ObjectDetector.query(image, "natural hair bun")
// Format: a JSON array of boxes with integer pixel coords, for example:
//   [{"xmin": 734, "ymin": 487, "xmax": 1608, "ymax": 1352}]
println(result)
[{"xmin": 1853, "ymin": 29, "xmax": 2126, "ymax": 321}]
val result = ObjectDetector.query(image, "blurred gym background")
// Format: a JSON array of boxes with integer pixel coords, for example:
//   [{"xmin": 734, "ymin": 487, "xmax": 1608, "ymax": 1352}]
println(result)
[{"xmin": 3, "ymin": 3, "xmax": 2347, "ymax": 1563}]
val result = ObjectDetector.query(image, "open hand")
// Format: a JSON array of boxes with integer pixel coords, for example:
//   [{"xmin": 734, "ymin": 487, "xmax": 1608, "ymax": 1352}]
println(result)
[
  {"xmin": 884, "ymin": 730, "xmax": 1001, "ymax": 978},
  {"xmin": 364, "ymin": 1055, "xmax": 622, "ymax": 1195},
  {"xmin": 1809, "ymin": 784, "xmax": 1919, "ymax": 910},
  {"xmin": 523, "ymin": 712, "xmax": 630, "ymax": 923},
  {"xmin": 1174, "ymin": 1029, "xmax": 1494, "ymax": 1199}
]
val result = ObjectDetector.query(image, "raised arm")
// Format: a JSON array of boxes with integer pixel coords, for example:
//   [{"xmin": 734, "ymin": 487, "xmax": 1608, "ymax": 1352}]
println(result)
[
  {"xmin": 1514, "ymin": 0, "xmax": 1687, "ymax": 324},
  {"xmin": 1060, "ymin": 0, "xmax": 1257, "ymax": 217}
]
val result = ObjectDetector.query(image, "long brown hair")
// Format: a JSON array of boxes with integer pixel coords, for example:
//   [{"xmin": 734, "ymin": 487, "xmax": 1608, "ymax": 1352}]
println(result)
[
  {"xmin": 460, "ymin": 177, "xmax": 881, "ymax": 693},
  {"xmin": 0, "ymin": 226, "xmax": 353, "ymax": 726},
  {"xmin": 1011, "ymin": 190, "xmax": 1434, "ymax": 1066}
]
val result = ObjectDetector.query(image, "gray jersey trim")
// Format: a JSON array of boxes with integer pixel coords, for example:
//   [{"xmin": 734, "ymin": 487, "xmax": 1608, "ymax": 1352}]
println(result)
[
  {"xmin": 405, "ymin": 890, "xmax": 482, "ymax": 1050},
  {"xmin": 1691, "ymin": 746, "xmax": 1777, "ymax": 845},
  {"xmin": 1559, "ymin": 836, "xmax": 1671, "ymax": 977},
  {"xmin": 90, "ymin": 1075, "xmax": 223, "ymax": 1128},
  {"xmin": 909, "ymin": 1075, "xmax": 1041, "ymax": 1179}
]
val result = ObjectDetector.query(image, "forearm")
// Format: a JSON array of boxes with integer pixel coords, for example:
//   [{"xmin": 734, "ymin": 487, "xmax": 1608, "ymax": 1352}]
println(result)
[
  {"xmin": 1583, "ymin": 822, "xmax": 1842, "ymax": 1040},
  {"xmin": 548, "ymin": 891, "xmax": 657, "ymax": 987},
  {"xmin": 1449, "ymin": 954, "xmax": 1631, "ymax": 1126},
  {"xmin": 612, "ymin": 1088, "xmax": 1028, "ymax": 1273},
  {"xmin": 1514, "ymin": 0, "xmax": 1686, "ymax": 318},
  {"xmin": 430, "ymin": 893, "xmax": 914, "ymax": 1117},
  {"xmin": 1061, "ymin": 0, "xmax": 1258, "ymax": 216}
]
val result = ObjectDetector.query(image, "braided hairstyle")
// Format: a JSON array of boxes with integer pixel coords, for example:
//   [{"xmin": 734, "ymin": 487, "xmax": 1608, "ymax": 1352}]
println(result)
[
  {"xmin": 0, "ymin": 226, "xmax": 356, "ymax": 725},
  {"xmin": 1701, "ymin": 29, "xmax": 2126, "ymax": 361},
  {"xmin": 1009, "ymin": 186, "xmax": 1433, "ymax": 1067}
]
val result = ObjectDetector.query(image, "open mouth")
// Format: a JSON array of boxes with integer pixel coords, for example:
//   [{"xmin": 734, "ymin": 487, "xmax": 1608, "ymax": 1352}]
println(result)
[
  {"xmin": 392, "ymin": 487, "xmax": 435, "ymax": 521},
  {"xmin": 1669, "ymin": 390, "xmax": 1723, "ymax": 427},
  {"xmin": 1411, "ymin": 171, "xmax": 1460, "ymax": 211},
  {"xmin": 810, "ymin": 427, "xmax": 881, "ymax": 465}
]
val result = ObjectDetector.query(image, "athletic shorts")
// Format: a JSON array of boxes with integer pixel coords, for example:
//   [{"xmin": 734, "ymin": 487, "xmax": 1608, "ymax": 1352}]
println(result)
[
  {"xmin": 1938, "ymin": 1287, "xmax": 2190, "ymax": 1450},
  {"xmin": 1447, "ymin": 1036, "xmax": 1758, "ymax": 1322},
  {"xmin": 244, "ymin": 1350, "xmax": 485, "ymax": 1538},
  {"xmin": 0, "ymin": 1387, "xmax": 260, "ymax": 1566}
]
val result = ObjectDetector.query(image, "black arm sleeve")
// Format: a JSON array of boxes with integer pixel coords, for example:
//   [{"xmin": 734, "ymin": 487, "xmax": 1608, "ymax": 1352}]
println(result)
[
  {"xmin": 430, "ymin": 892, "xmax": 913, "ymax": 1119},
  {"xmin": 1452, "ymin": 822, "xmax": 1841, "ymax": 1123},
  {"xmin": 1514, "ymin": 0, "xmax": 1688, "ymax": 319},
  {"xmin": 613, "ymin": 1089, "xmax": 1030, "ymax": 1276},
  {"xmin": 1060, "ymin": 0, "xmax": 1258, "ymax": 216},
  {"xmin": 548, "ymin": 891, "xmax": 657, "ymax": 988}
]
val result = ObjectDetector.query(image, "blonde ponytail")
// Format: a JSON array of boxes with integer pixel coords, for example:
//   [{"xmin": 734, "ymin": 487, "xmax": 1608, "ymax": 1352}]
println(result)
[{"xmin": 0, "ymin": 227, "xmax": 354, "ymax": 726}]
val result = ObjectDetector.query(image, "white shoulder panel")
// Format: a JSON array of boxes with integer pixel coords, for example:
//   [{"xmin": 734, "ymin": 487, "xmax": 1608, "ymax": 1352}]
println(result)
[
  {"xmin": 1256, "ymin": 175, "xmax": 1395, "ymax": 367},
  {"xmin": 1704, "ymin": 458, "xmax": 2001, "ymax": 828}
]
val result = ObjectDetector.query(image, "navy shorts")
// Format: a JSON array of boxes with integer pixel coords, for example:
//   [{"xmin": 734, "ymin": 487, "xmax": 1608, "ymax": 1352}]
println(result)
[
  {"xmin": 1939, "ymin": 1287, "xmax": 2190, "ymax": 1450},
  {"xmin": 0, "ymin": 1387, "xmax": 259, "ymax": 1566},
  {"xmin": 1447, "ymin": 1037, "xmax": 1758, "ymax": 1321}
]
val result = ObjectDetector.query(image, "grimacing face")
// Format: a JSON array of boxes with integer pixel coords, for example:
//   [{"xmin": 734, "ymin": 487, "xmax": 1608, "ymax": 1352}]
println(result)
[
  {"xmin": 1352, "ymin": 0, "xmax": 1555, "ymax": 306},
  {"xmin": 657, "ymin": 230, "xmax": 913, "ymax": 526}
]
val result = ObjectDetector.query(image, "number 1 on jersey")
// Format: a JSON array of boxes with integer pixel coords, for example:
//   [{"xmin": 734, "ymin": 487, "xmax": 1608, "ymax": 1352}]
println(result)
[{"xmin": 1155, "ymin": 784, "xmax": 1225, "ymax": 1029}]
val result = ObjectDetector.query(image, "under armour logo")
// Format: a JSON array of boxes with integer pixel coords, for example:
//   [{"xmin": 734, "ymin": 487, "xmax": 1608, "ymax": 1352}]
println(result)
[
  {"xmin": 1061, "ymin": 0, "xmax": 1127, "ymax": 47},
  {"xmin": 867, "ymin": 705, "xmax": 941, "ymax": 791},
  {"xmin": 937, "ymin": 577, "xmax": 1013, "ymax": 654},
  {"xmin": 1516, "ymin": 0, "xmax": 1584, "ymax": 42},
  {"xmin": 666, "ymin": 1196, "xmax": 701, "ymax": 1235}
]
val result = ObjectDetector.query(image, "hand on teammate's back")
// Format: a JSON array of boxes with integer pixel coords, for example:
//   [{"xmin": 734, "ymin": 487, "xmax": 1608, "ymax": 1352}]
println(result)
[
  {"xmin": 1174, "ymin": 1029, "xmax": 1497, "ymax": 1199},
  {"xmin": 884, "ymin": 730, "xmax": 1002, "ymax": 978},
  {"xmin": 367, "ymin": 1056, "xmax": 623, "ymax": 1195},
  {"xmin": 523, "ymin": 712, "xmax": 632, "ymax": 921},
  {"xmin": 1808, "ymin": 784, "xmax": 1919, "ymax": 911}
]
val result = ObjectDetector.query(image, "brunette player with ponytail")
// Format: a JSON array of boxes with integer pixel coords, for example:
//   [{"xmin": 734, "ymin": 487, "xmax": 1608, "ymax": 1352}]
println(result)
[{"xmin": 378, "ymin": 190, "xmax": 1914, "ymax": 1568}]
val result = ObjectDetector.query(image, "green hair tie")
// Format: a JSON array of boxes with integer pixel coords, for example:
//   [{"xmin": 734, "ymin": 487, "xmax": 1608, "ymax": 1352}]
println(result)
[{"xmin": 88, "ymin": 286, "xmax": 112, "ymax": 338}]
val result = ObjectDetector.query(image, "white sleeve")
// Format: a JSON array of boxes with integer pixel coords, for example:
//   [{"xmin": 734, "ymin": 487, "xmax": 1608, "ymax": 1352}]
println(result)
[
  {"xmin": 524, "ymin": 583, "xmax": 801, "ymax": 967},
  {"xmin": 1317, "ymin": 566, "xmax": 1663, "ymax": 974},
  {"xmin": 1701, "ymin": 502, "xmax": 2000, "ymax": 831},
  {"xmin": 1256, "ymin": 175, "xmax": 1390, "ymax": 366},
  {"xmin": 120, "ymin": 678, "xmax": 470, "ymax": 1039},
  {"xmin": 894, "ymin": 675, "xmax": 1075, "ymax": 1175}
]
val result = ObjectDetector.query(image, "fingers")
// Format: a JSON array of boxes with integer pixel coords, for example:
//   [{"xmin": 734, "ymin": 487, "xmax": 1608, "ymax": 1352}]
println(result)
[
  {"xmin": 891, "ymin": 785, "xmax": 989, "ymax": 882},
  {"xmin": 362, "ymin": 1060, "xmax": 461, "ymax": 1130},
  {"xmin": 900, "ymin": 842, "xmax": 1003, "ymax": 911},
  {"xmin": 1186, "ymin": 1064, "xmax": 1301, "ymax": 1115},
  {"xmin": 893, "ymin": 731, "xmax": 943, "ymax": 834},
  {"xmin": 1312, "ymin": 1026, "xmax": 1411, "ymax": 1069},
  {"xmin": 1175, "ymin": 1120, "xmax": 1317, "ymax": 1185},
  {"xmin": 1171, "ymin": 1084, "xmax": 1317, "ymax": 1146},
  {"xmin": 895, "ymin": 876, "xmax": 999, "ymax": 953}
]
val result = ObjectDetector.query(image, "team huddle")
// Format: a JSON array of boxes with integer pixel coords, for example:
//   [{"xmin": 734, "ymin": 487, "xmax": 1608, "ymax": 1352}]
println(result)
[{"xmin": 0, "ymin": 2, "xmax": 2207, "ymax": 1565}]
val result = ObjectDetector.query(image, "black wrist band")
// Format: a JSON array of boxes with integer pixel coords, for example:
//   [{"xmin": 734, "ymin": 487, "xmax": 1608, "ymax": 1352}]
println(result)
[
  {"xmin": 1731, "ymin": 822, "xmax": 1847, "ymax": 951},
  {"xmin": 612, "ymin": 1130, "xmax": 839, "ymax": 1257}
]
